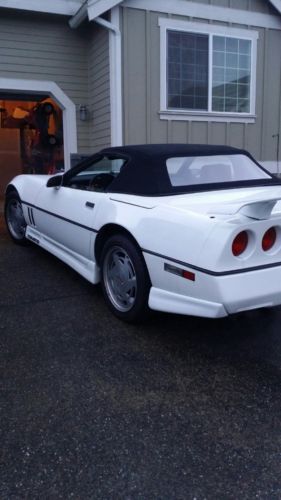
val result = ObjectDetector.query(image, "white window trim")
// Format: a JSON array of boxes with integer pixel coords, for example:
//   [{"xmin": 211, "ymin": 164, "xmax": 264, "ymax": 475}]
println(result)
[
  {"xmin": 159, "ymin": 18, "xmax": 259, "ymax": 123},
  {"xmin": 0, "ymin": 78, "xmax": 77, "ymax": 170}
]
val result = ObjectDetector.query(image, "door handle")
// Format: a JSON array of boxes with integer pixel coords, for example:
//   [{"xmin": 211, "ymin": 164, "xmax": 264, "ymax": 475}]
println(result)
[{"xmin": 85, "ymin": 201, "xmax": 95, "ymax": 209}]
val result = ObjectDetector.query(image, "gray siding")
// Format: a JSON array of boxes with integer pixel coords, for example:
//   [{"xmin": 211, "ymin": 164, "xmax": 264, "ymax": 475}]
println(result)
[
  {"xmin": 0, "ymin": 10, "xmax": 89, "ymax": 153},
  {"xmin": 193, "ymin": 0, "xmax": 276, "ymax": 14},
  {"xmin": 88, "ymin": 23, "xmax": 111, "ymax": 153},
  {"xmin": 122, "ymin": 2, "xmax": 281, "ymax": 168}
]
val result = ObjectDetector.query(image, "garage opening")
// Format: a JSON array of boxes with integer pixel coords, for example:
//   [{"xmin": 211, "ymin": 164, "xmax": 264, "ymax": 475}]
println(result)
[{"xmin": 0, "ymin": 93, "xmax": 64, "ymax": 199}]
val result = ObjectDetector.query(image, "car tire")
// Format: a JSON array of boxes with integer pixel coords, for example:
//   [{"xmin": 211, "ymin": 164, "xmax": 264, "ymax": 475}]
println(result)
[
  {"xmin": 100, "ymin": 234, "xmax": 151, "ymax": 322},
  {"xmin": 4, "ymin": 191, "xmax": 27, "ymax": 245}
]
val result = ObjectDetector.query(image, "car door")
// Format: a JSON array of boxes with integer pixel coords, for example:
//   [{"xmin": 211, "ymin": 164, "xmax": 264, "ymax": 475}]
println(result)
[{"xmin": 32, "ymin": 155, "xmax": 126, "ymax": 259}]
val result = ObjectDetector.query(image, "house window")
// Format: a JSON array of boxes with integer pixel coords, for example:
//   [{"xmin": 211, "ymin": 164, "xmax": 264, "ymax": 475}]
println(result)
[
  {"xmin": 168, "ymin": 32, "xmax": 209, "ymax": 111},
  {"xmin": 160, "ymin": 19, "xmax": 258, "ymax": 122},
  {"xmin": 212, "ymin": 36, "xmax": 251, "ymax": 113}
]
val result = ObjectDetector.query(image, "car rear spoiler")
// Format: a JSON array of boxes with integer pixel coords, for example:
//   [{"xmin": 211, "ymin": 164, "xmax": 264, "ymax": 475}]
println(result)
[{"xmin": 210, "ymin": 197, "xmax": 281, "ymax": 220}]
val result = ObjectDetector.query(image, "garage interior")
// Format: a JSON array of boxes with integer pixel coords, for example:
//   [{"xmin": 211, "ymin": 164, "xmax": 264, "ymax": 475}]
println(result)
[{"xmin": 0, "ymin": 94, "xmax": 64, "ymax": 200}]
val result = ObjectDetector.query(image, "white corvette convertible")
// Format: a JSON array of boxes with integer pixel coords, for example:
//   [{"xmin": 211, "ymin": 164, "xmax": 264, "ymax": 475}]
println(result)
[{"xmin": 5, "ymin": 144, "xmax": 281, "ymax": 321}]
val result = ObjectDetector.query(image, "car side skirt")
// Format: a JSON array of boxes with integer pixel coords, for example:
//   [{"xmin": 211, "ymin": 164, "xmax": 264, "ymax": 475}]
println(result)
[{"xmin": 26, "ymin": 226, "xmax": 100, "ymax": 284}]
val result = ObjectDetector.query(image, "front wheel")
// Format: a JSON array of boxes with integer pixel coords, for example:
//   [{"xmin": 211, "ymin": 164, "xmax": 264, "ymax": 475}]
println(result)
[
  {"xmin": 4, "ymin": 191, "xmax": 27, "ymax": 244},
  {"xmin": 100, "ymin": 234, "xmax": 151, "ymax": 322}
]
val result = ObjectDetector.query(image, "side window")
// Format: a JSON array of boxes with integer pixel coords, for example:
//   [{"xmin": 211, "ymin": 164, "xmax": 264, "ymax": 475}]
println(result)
[{"xmin": 66, "ymin": 156, "xmax": 126, "ymax": 192}]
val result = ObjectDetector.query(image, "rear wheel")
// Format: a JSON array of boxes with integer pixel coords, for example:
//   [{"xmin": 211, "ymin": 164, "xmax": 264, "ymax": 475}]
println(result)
[
  {"xmin": 4, "ymin": 191, "xmax": 27, "ymax": 244},
  {"xmin": 100, "ymin": 234, "xmax": 151, "ymax": 322}
]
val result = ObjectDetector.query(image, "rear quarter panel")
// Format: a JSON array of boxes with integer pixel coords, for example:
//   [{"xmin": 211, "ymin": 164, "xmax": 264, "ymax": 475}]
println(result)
[{"xmin": 94, "ymin": 195, "xmax": 216, "ymax": 267}]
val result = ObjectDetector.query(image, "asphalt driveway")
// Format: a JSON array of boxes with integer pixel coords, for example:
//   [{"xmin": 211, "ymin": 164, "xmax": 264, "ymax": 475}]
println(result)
[{"xmin": 1, "ymin": 216, "xmax": 281, "ymax": 499}]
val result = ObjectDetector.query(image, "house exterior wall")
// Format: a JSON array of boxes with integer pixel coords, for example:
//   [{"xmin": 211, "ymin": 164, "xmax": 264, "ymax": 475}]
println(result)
[
  {"xmin": 121, "ymin": 2, "xmax": 281, "ymax": 170},
  {"xmin": 190, "ymin": 0, "xmax": 276, "ymax": 14},
  {"xmin": 0, "ymin": 10, "xmax": 90, "ymax": 154},
  {"xmin": 88, "ymin": 23, "xmax": 111, "ymax": 152}
]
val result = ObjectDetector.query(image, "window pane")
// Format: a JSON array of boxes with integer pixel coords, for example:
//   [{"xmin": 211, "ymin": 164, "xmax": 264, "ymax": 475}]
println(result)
[
  {"xmin": 212, "ymin": 97, "xmax": 224, "ymax": 112},
  {"xmin": 168, "ymin": 62, "xmax": 180, "ymax": 78},
  {"xmin": 213, "ymin": 67, "xmax": 225, "ymax": 83},
  {"xmin": 212, "ymin": 84, "xmax": 224, "ymax": 98},
  {"xmin": 239, "ymin": 54, "xmax": 251, "ymax": 70},
  {"xmin": 225, "ymin": 98, "xmax": 238, "ymax": 112},
  {"xmin": 212, "ymin": 35, "xmax": 251, "ymax": 113},
  {"xmin": 238, "ymin": 99, "xmax": 250, "ymax": 112},
  {"xmin": 239, "ymin": 39, "xmax": 251, "ymax": 55},
  {"xmin": 237, "ymin": 84, "xmax": 250, "ymax": 99},
  {"xmin": 226, "ymin": 52, "xmax": 238, "ymax": 68},
  {"xmin": 167, "ymin": 30, "xmax": 208, "ymax": 110},
  {"xmin": 225, "ymin": 83, "xmax": 237, "ymax": 98},
  {"xmin": 213, "ymin": 36, "xmax": 225, "ymax": 51},
  {"xmin": 181, "ymin": 79, "xmax": 194, "ymax": 94},
  {"xmin": 213, "ymin": 51, "xmax": 225, "ymax": 67},
  {"xmin": 169, "ymin": 78, "xmax": 181, "ymax": 94},
  {"xmin": 182, "ymin": 48, "xmax": 195, "ymax": 64},
  {"xmin": 168, "ymin": 95, "xmax": 181, "ymax": 108},
  {"xmin": 226, "ymin": 38, "xmax": 238, "ymax": 53}
]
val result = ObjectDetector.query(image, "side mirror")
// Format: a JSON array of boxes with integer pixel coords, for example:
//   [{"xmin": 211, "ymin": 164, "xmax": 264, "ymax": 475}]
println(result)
[{"xmin": 46, "ymin": 174, "xmax": 63, "ymax": 188}]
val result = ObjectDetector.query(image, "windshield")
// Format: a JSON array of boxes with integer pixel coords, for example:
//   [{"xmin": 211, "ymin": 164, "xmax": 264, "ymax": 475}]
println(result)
[{"xmin": 166, "ymin": 154, "xmax": 270, "ymax": 187}]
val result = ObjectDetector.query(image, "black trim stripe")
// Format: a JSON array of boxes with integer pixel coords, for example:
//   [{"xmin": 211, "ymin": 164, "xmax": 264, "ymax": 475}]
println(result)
[
  {"xmin": 22, "ymin": 200, "xmax": 281, "ymax": 277},
  {"xmin": 109, "ymin": 197, "xmax": 154, "ymax": 209},
  {"xmin": 142, "ymin": 248, "xmax": 281, "ymax": 277},
  {"xmin": 22, "ymin": 201, "xmax": 98, "ymax": 234}
]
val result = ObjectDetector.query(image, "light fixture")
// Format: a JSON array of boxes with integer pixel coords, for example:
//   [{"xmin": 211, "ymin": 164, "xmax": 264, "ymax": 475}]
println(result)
[{"xmin": 79, "ymin": 104, "xmax": 88, "ymax": 121}]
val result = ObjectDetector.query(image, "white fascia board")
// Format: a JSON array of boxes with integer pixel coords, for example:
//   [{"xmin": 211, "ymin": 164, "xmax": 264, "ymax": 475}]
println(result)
[
  {"xmin": 0, "ymin": 0, "xmax": 83, "ymax": 16},
  {"xmin": 87, "ymin": 0, "xmax": 122, "ymax": 20},
  {"xmin": 122, "ymin": 0, "xmax": 281, "ymax": 30}
]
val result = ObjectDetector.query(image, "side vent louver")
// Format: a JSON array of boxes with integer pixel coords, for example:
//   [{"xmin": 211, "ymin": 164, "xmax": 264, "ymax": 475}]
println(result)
[{"xmin": 28, "ymin": 207, "xmax": 36, "ymax": 226}]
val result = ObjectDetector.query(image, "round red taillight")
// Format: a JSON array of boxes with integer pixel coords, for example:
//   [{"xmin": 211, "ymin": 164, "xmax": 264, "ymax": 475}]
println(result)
[
  {"xmin": 262, "ymin": 227, "xmax": 276, "ymax": 252},
  {"xmin": 232, "ymin": 231, "xmax": 248, "ymax": 257}
]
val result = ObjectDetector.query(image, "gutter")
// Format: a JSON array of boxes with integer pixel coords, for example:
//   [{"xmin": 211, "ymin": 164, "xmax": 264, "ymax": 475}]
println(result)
[{"xmin": 69, "ymin": 0, "xmax": 88, "ymax": 29}]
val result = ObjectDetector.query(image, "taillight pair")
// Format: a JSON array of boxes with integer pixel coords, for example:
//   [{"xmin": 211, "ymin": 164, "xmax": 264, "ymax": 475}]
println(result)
[{"xmin": 232, "ymin": 227, "xmax": 277, "ymax": 257}]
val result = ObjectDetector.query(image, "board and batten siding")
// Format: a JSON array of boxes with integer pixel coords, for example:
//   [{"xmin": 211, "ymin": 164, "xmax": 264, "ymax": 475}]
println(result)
[
  {"xmin": 88, "ymin": 23, "xmax": 111, "ymax": 153},
  {"xmin": 0, "ymin": 10, "xmax": 90, "ymax": 154},
  {"xmin": 122, "ymin": 3, "xmax": 281, "ymax": 170}
]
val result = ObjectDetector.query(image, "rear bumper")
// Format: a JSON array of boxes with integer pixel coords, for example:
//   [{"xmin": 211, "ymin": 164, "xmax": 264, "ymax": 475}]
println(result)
[
  {"xmin": 148, "ymin": 264, "xmax": 281, "ymax": 318},
  {"xmin": 149, "ymin": 287, "xmax": 228, "ymax": 318}
]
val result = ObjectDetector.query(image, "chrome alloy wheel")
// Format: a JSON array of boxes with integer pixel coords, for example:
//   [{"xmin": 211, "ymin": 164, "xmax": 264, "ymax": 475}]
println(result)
[
  {"xmin": 6, "ymin": 198, "xmax": 26, "ymax": 240},
  {"xmin": 103, "ymin": 245, "xmax": 137, "ymax": 312}
]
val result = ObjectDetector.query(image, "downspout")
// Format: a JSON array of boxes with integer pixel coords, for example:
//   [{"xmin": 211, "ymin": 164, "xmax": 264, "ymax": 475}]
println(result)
[
  {"xmin": 69, "ymin": 4, "xmax": 123, "ymax": 147},
  {"xmin": 94, "ymin": 9, "xmax": 123, "ymax": 146}
]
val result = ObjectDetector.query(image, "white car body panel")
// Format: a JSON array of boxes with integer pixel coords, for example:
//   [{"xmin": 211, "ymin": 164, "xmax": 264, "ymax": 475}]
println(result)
[{"xmin": 7, "ymin": 167, "xmax": 281, "ymax": 318}]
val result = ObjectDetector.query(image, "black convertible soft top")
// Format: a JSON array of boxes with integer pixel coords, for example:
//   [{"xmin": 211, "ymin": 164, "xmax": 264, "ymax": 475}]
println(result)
[{"xmin": 99, "ymin": 144, "xmax": 279, "ymax": 196}]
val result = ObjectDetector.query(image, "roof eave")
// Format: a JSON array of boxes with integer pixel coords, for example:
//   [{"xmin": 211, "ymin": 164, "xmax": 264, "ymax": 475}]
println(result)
[
  {"xmin": 269, "ymin": 0, "xmax": 281, "ymax": 14},
  {"xmin": 87, "ymin": 0, "xmax": 122, "ymax": 21},
  {"xmin": 0, "ymin": 0, "xmax": 83, "ymax": 16}
]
